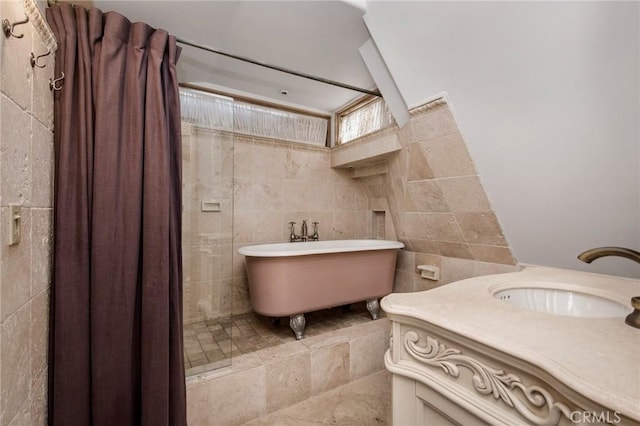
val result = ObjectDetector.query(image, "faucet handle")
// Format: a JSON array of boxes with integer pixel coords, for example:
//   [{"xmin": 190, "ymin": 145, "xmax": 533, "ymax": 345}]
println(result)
[{"xmin": 310, "ymin": 222, "xmax": 319, "ymax": 240}]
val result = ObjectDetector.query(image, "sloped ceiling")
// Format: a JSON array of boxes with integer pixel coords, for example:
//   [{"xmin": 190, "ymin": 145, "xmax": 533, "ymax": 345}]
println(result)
[{"xmin": 77, "ymin": 0, "xmax": 376, "ymax": 113}]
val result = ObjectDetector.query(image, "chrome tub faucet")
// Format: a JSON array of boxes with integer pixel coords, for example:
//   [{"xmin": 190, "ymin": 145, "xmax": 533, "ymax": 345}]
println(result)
[
  {"xmin": 577, "ymin": 246, "xmax": 640, "ymax": 329},
  {"xmin": 289, "ymin": 221, "xmax": 300, "ymax": 242},
  {"xmin": 289, "ymin": 220, "xmax": 319, "ymax": 242},
  {"xmin": 308, "ymin": 221, "xmax": 319, "ymax": 241}
]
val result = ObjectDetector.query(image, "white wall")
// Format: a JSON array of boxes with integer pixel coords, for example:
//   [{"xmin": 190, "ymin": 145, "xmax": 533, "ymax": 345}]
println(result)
[{"xmin": 364, "ymin": 1, "xmax": 640, "ymax": 278}]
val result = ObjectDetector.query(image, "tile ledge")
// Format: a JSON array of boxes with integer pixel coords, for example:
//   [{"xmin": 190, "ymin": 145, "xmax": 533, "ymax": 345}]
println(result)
[
  {"xmin": 330, "ymin": 132, "xmax": 401, "ymax": 171},
  {"xmin": 185, "ymin": 318, "xmax": 390, "ymax": 385}
]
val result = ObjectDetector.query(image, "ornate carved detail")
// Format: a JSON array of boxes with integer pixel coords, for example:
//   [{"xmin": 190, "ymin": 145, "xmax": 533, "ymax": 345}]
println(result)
[
  {"xmin": 234, "ymin": 134, "xmax": 329, "ymax": 153},
  {"xmin": 403, "ymin": 331, "xmax": 572, "ymax": 426},
  {"xmin": 409, "ymin": 97, "xmax": 448, "ymax": 117},
  {"xmin": 21, "ymin": 0, "xmax": 58, "ymax": 51}
]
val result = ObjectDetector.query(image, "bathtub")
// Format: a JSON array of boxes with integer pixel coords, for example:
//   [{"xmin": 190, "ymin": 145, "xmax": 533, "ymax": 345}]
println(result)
[{"xmin": 238, "ymin": 239, "xmax": 404, "ymax": 339}]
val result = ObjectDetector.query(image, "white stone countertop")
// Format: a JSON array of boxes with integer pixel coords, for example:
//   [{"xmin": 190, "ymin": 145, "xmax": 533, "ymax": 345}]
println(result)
[{"xmin": 381, "ymin": 265, "xmax": 640, "ymax": 421}]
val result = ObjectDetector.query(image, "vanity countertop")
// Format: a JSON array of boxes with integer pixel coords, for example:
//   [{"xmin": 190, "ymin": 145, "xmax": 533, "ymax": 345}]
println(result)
[{"xmin": 381, "ymin": 265, "xmax": 640, "ymax": 421}]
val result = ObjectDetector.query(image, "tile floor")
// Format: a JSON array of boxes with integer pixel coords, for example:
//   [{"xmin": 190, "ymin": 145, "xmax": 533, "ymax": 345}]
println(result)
[{"xmin": 184, "ymin": 302, "xmax": 381, "ymax": 376}]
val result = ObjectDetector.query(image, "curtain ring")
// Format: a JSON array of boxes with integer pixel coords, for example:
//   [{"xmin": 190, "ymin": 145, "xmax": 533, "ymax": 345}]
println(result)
[
  {"xmin": 2, "ymin": 13, "xmax": 29, "ymax": 39},
  {"xmin": 49, "ymin": 72, "xmax": 65, "ymax": 92},
  {"xmin": 30, "ymin": 48, "xmax": 51, "ymax": 68}
]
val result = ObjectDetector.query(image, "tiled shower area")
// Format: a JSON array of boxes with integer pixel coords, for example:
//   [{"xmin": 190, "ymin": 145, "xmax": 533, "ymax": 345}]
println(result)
[
  {"xmin": 179, "ymin": 88, "xmax": 519, "ymax": 424},
  {"xmin": 179, "ymin": 88, "xmax": 394, "ymax": 424},
  {"xmin": 179, "ymin": 87, "xmax": 378, "ymax": 378}
]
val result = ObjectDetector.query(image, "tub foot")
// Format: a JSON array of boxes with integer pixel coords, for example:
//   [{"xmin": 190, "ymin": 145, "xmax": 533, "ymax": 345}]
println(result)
[
  {"xmin": 366, "ymin": 298, "xmax": 380, "ymax": 320},
  {"xmin": 289, "ymin": 314, "xmax": 306, "ymax": 340}
]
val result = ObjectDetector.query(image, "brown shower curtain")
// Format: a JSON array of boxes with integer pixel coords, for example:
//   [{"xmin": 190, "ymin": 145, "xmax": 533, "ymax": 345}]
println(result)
[{"xmin": 46, "ymin": 3, "xmax": 186, "ymax": 425}]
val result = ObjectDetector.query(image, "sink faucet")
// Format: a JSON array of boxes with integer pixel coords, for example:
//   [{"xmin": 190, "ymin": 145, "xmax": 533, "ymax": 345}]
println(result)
[
  {"xmin": 577, "ymin": 247, "xmax": 640, "ymax": 264},
  {"xmin": 577, "ymin": 246, "xmax": 640, "ymax": 329}
]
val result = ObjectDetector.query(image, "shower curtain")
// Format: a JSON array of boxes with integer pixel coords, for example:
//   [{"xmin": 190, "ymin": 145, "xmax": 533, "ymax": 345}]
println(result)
[{"xmin": 46, "ymin": 3, "xmax": 186, "ymax": 425}]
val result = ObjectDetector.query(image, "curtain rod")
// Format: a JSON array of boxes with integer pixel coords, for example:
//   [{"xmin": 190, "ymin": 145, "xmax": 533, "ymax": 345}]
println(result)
[
  {"xmin": 176, "ymin": 37, "xmax": 381, "ymax": 97},
  {"xmin": 45, "ymin": 1, "xmax": 380, "ymax": 97}
]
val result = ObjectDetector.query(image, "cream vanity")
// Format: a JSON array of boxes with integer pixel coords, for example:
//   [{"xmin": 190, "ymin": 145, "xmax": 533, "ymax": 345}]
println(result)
[{"xmin": 382, "ymin": 266, "xmax": 640, "ymax": 426}]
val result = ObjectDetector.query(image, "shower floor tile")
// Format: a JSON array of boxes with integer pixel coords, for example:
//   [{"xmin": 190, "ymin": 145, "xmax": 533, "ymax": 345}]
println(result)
[{"xmin": 184, "ymin": 302, "xmax": 381, "ymax": 376}]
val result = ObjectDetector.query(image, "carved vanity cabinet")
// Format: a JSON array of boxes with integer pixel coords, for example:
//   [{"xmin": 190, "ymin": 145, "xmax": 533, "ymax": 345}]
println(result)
[
  {"xmin": 384, "ymin": 316, "xmax": 618, "ymax": 425},
  {"xmin": 381, "ymin": 267, "xmax": 640, "ymax": 426}
]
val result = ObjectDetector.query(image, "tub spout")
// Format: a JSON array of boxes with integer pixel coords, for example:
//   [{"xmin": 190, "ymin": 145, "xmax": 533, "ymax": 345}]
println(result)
[
  {"xmin": 301, "ymin": 220, "xmax": 308, "ymax": 242},
  {"xmin": 577, "ymin": 246, "xmax": 640, "ymax": 329}
]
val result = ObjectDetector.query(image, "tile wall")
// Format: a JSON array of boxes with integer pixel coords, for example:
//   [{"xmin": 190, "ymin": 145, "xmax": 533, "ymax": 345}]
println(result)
[
  {"xmin": 231, "ymin": 136, "xmax": 371, "ymax": 314},
  {"xmin": 188, "ymin": 98, "xmax": 521, "ymax": 320},
  {"xmin": 0, "ymin": 1, "xmax": 54, "ymax": 424},
  {"xmin": 346, "ymin": 100, "xmax": 519, "ymax": 292}
]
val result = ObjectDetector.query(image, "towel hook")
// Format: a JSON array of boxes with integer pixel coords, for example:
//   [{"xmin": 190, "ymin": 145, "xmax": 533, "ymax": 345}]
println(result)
[
  {"xmin": 2, "ymin": 13, "xmax": 29, "ymax": 39},
  {"xmin": 30, "ymin": 48, "xmax": 51, "ymax": 68},
  {"xmin": 49, "ymin": 71, "xmax": 65, "ymax": 92}
]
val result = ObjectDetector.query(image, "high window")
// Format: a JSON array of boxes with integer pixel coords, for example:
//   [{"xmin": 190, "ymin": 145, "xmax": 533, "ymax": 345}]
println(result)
[
  {"xmin": 180, "ymin": 86, "xmax": 330, "ymax": 146},
  {"xmin": 336, "ymin": 96, "xmax": 395, "ymax": 144}
]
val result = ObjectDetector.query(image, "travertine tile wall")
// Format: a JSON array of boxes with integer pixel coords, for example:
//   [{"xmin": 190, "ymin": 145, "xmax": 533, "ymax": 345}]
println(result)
[
  {"xmin": 224, "ymin": 99, "xmax": 518, "ymax": 316},
  {"xmin": 352, "ymin": 100, "xmax": 518, "ymax": 291},
  {"xmin": 182, "ymin": 126, "xmax": 234, "ymax": 323},
  {"xmin": 0, "ymin": 1, "xmax": 54, "ymax": 424},
  {"xmin": 392, "ymin": 250, "xmax": 519, "ymax": 293},
  {"xmin": 183, "ymin": 131, "xmax": 373, "ymax": 321},
  {"xmin": 232, "ymin": 136, "xmax": 371, "ymax": 314}
]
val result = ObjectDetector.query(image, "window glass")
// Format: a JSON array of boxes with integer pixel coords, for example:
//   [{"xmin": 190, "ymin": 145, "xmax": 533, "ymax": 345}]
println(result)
[
  {"xmin": 234, "ymin": 101, "xmax": 328, "ymax": 146},
  {"xmin": 180, "ymin": 87, "xmax": 328, "ymax": 146},
  {"xmin": 338, "ymin": 97, "xmax": 395, "ymax": 144}
]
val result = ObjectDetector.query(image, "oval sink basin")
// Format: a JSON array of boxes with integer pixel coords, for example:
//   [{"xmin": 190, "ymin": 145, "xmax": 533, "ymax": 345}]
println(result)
[{"xmin": 494, "ymin": 287, "xmax": 629, "ymax": 318}]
